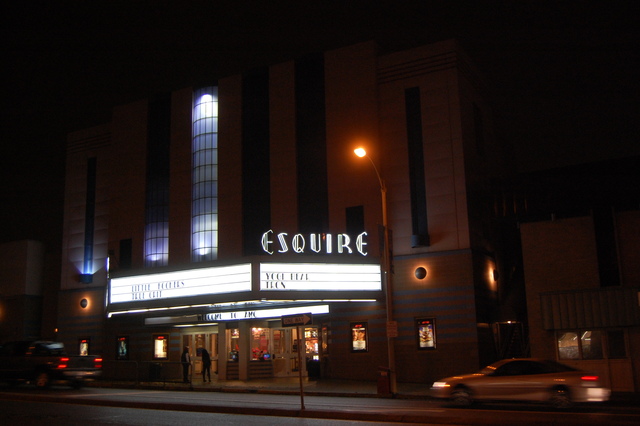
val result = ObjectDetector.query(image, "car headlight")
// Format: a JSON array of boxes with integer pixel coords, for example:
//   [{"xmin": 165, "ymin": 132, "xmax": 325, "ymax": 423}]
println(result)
[{"xmin": 432, "ymin": 381, "xmax": 450, "ymax": 388}]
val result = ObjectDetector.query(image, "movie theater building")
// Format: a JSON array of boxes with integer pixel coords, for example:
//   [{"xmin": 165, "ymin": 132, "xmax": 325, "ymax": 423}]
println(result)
[{"xmin": 57, "ymin": 40, "xmax": 506, "ymax": 385}]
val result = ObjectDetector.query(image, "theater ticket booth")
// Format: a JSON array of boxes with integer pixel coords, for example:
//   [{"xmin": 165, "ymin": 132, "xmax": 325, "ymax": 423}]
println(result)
[{"xmin": 219, "ymin": 321, "xmax": 320, "ymax": 380}]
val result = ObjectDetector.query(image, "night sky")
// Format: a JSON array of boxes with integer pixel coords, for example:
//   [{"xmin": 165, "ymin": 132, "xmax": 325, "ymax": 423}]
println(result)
[{"xmin": 2, "ymin": 2, "xmax": 639, "ymax": 250}]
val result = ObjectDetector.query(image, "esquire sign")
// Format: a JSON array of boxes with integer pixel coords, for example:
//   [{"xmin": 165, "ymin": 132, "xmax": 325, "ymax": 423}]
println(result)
[{"xmin": 261, "ymin": 230, "xmax": 368, "ymax": 256}]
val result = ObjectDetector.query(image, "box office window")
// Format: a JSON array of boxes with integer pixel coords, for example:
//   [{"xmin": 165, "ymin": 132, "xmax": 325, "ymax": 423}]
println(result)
[
  {"xmin": 251, "ymin": 327, "xmax": 270, "ymax": 360},
  {"xmin": 350, "ymin": 322, "xmax": 368, "ymax": 352}
]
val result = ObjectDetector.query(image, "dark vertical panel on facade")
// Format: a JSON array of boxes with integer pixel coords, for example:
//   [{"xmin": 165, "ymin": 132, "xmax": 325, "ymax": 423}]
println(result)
[
  {"xmin": 405, "ymin": 87, "xmax": 430, "ymax": 247},
  {"xmin": 473, "ymin": 103, "xmax": 485, "ymax": 156},
  {"xmin": 242, "ymin": 68, "xmax": 271, "ymax": 255},
  {"xmin": 83, "ymin": 157, "xmax": 97, "ymax": 274},
  {"xmin": 346, "ymin": 205, "xmax": 365, "ymax": 236},
  {"xmin": 119, "ymin": 238, "xmax": 132, "ymax": 270},
  {"xmin": 296, "ymin": 54, "xmax": 329, "ymax": 233},
  {"xmin": 146, "ymin": 95, "xmax": 171, "ymax": 222},
  {"xmin": 593, "ymin": 206, "xmax": 621, "ymax": 287}
]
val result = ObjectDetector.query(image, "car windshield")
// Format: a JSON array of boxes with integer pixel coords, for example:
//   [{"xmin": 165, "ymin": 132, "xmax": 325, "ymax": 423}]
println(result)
[
  {"xmin": 480, "ymin": 359, "xmax": 578, "ymax": 376},
  {"xmin": 30, "ymin": 342, "xmax": 66, "ymax": 356}
]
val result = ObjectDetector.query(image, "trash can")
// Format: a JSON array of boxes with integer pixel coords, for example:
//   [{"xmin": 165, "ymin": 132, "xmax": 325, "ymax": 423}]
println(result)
[
  {"xmin": 377, "ymin": 366, "xmax": 391, "ymax": 396},
  {"xmin": 307, "ymin": 359, "xmax": 320, "ymax": 379},
  {"xmin": 149, "ymin": 362, "xmax": 163, "ymax": 381}
]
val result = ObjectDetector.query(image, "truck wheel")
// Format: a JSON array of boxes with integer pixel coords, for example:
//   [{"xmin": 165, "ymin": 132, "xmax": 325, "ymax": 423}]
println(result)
[{"xmin": 35, "ymin": 372, "xmax": 50, "ymax": 388}]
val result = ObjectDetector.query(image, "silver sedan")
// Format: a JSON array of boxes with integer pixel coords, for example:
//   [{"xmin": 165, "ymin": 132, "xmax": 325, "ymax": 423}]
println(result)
[{"xmin": 430, "ymin": 358, "xmax": 610, "ymax": 408}]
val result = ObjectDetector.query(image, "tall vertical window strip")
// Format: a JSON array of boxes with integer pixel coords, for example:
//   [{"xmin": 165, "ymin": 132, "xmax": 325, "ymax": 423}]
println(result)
[
  {"xmin": 144, "ymin": 95, "xmax": 171, "ymax": 267},
  {"xmin": 192, "ymin": 86, "xmax": 219, "ymax": 261},
  {"xmin": 296, "ymin": 55, "xmax": 328, "ymax": 233},
  {"xmin": 82, "ymin": 157, "xmax": 97, "ymax": 276},
  {"xmin": 241, "ymin": 70, "xmax": 270, "ymax": 255},
  {"xmin": 405, "ymin": 87, "xmax": 430, "ymax": 247}
]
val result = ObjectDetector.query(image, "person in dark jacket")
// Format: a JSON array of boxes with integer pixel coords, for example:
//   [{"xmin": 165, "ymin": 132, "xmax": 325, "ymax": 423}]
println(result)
[
  {"xmin": 201, "ymin": 348, "xmax": 212, "ymax": 382},
  {"xmin": 181, "ymin": 346, "xmax": 191, "ymax": 383}
]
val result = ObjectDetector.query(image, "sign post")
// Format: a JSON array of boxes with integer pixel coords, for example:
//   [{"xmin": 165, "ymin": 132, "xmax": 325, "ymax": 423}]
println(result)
[{"xmin": 282, "ymin": 313, "xmax": 313, "ymax": 410}]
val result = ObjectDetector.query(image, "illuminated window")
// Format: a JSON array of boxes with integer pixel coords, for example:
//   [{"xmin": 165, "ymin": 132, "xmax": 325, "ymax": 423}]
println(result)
[
  {"xmin": 251, "ymin": 327, "xmax": 270, "ymax": 360},
  {"xmin": 305, "ymin": 327, "xmax": 319, "ymax": 361},
  {"xmin": 557, "ymin": 332, "xmax": 579, "ymax": 359},
  {"xmin": 83, "ymin": 158, "xmax": 96, "ymax": 276},
  {"xmin": 144, "ymin": 96, "xmax": 171, "ymax": 267},
  {"xmin": 557, "ymin": 330, "xmax": 604, "ymax": 360},
  {"xmin": 192, "ymin": 87, "xmax": 219, "ymax": 261}
]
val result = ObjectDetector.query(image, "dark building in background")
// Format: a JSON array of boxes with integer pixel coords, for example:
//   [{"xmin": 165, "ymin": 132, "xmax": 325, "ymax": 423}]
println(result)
[
  {"xmin": 0, "ymin": 241, "xmax": 47, "ymax": 341},
  {"xmin": 496, "ymin": 158, "xmax": 640, "ymax": 392}
]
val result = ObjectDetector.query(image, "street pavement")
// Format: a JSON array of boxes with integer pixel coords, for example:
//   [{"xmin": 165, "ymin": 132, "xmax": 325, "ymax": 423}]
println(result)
[{"xmin": 2, "ymin": 377, "xmax": 639, "ymax": 425}]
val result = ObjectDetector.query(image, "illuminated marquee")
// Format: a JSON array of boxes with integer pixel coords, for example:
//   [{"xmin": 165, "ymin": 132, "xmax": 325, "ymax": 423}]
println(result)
[
  {"xmin": 261, "ymin": 230, "xmax": 368, "ymax": 256},
  {"xmin": 260, "ymin": 263, "xmax": 381, "ymax": 291},
  {"xmin": 201, "ymin": 304, "xmax": 330, "ymax": 322},
  {"xmin": 109, "ymin": 264, "xmax": 252, "ymax": 304}
]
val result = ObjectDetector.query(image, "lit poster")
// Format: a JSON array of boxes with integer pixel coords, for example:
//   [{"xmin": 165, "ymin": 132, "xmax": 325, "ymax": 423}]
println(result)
[
  {"xmin": 351, "ymin": 322, "xmax": 368, "ymax": 352},
  {"xmin": 117, "ymin": 336, "xmax": 129, "ymax": 360},
  {"xmin": 79, "ymin": 338, "xmax": 90, "ymax": 356},
  {"xmin": 416, "ymin": 318, "xmax": 436, "ymax": 350},
  {"xmin": 154, "ymin": 335, "xmax": 168, "ymax": 359}
]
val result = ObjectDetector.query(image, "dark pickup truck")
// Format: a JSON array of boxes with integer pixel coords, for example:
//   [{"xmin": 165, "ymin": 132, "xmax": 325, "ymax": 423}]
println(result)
[{"xmin": 0, "ymin": 340, "xmax": 102, "ymax": 388}]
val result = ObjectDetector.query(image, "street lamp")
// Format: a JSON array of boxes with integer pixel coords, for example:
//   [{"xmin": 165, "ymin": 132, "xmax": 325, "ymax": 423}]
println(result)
[{"xmin": 354, "ymin": 147, "xmax": 397, "ymax": 395}]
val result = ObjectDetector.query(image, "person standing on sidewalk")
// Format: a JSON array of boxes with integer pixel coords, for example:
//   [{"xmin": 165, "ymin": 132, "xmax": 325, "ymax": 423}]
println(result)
[
  {"xmin": 181, "ymin": 346, "xmax": 191, "ymax": 383},
  {"xmin": 201, "ymin": 348, "xmax": 212, "ymax": 382}
]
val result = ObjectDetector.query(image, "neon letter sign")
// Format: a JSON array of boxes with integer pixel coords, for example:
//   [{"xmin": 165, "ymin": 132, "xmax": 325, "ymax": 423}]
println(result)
[{"xmin": 261, "ymin": 230, "xmax": 367, "ymax": 256}]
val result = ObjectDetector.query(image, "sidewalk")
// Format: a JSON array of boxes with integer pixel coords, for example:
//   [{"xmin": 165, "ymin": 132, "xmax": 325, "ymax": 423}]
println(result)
[{"xmin": 90, "ymin": 376, "xmax": 432, "ymax": 399}]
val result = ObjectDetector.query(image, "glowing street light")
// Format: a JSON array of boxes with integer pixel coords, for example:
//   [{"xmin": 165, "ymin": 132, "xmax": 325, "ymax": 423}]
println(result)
[{"xmin": 354, "ymin": 147, "xmax": 397, "ymax": 395}]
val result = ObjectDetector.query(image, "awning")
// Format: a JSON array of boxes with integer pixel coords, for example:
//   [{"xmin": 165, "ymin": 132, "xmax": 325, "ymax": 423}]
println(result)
[{"xmin": 540, "ymin": 287, "xmax": 640, "ymax": 330}]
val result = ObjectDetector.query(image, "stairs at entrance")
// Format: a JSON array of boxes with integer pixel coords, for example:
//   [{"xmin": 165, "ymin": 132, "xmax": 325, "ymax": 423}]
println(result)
[{"xmin": 226, "ymin": 361, "xmax": 274, "ymax": 380}]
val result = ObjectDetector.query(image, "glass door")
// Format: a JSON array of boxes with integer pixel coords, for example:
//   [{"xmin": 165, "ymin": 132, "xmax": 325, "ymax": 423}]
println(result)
[
  {"xmin": 271, "ymin": 328, "xmax": 304, "ymax": 377},
  {"xmin": 193, "ymin": 333, "xmax": 205, "ymax": 375},
  {"xmin": 209, "ymin": 333, "xmax": 218, "ymax": 376},
  {"xmin": 183, "ymin": 332, "xmax": 218, "ymax": 380}
]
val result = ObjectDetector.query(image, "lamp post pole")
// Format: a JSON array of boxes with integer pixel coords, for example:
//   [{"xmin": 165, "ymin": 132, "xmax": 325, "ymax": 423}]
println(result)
[{"xmin": 354, "ymin": 148, "xmax": 397, "ymax": 395}]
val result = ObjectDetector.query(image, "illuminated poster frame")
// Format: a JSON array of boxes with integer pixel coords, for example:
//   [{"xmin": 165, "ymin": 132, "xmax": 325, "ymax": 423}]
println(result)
[
  {"xmin": 79, "ymin": 338, "xmax": 90, "ymax": 356},
  {"xmin": 117, "ymin": 336, "xmax": 129, "ymax": 360},
  {"xmin": 350, "ymin": 322, "xmax": 368, "ymax": 352},
  {"xmin": 153, "ymin": 334, "xmax": 168, "ymax": 359},
  {"xmin": 416, "ymin": 318, "xmax": 436, "ymax": 350}
]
